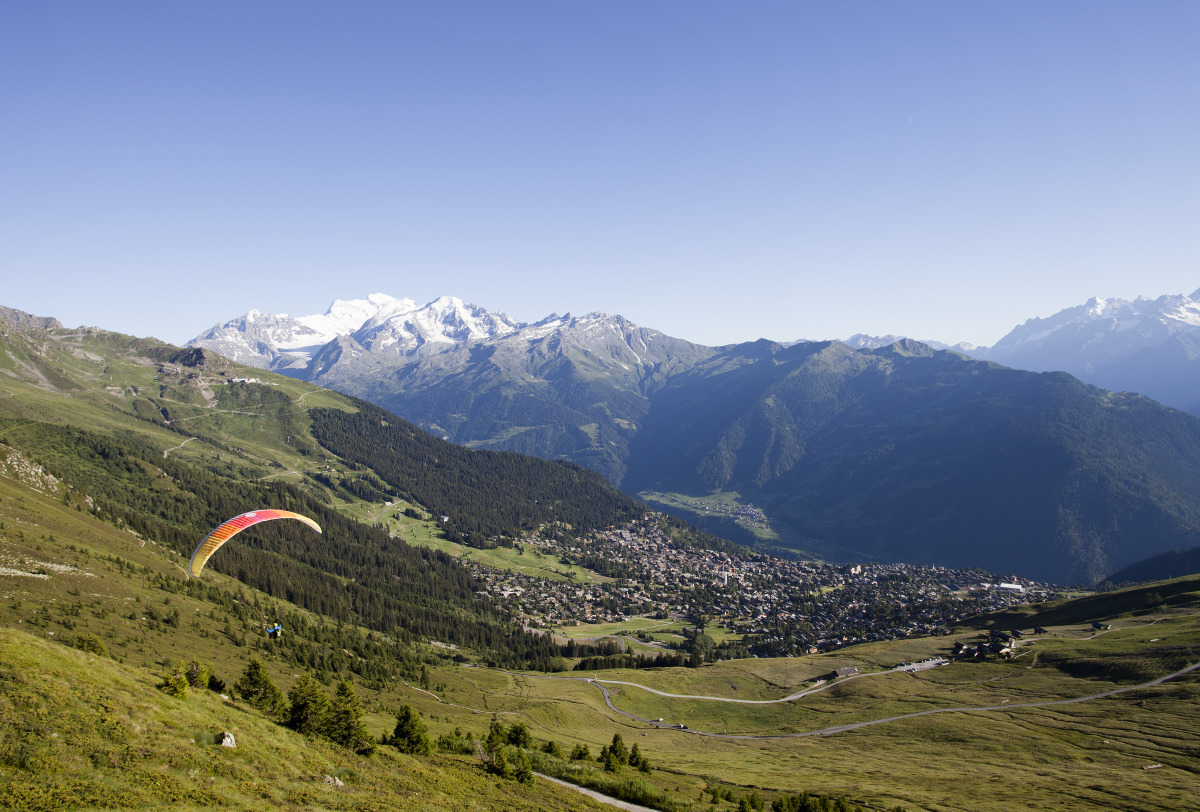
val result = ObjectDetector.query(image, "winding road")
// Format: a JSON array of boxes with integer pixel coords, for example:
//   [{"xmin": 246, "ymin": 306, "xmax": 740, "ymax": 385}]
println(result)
[{"xmin": 498, "ymin": 658, "xmax": 1200, "ymax": 740}]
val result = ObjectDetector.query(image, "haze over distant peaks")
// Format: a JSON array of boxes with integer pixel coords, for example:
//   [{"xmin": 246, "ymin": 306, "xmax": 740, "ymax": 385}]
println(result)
[
  {"xmin": 976, "ymin": 287, "xmax": 1200, "ymax": 415},
  {"xmin": 190, "ymin": 284, "xmax": 1200, "ymax": 418},
  {"xmin": 984, "ymin": 289, "xmax": 1200, "ymax": 359},
  {"xmin": 841, "ymin": 333, "xmax": 978, "ymax": 354}
]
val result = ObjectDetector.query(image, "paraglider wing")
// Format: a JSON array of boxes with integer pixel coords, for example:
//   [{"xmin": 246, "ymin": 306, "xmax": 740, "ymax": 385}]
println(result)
[{"xmin": 189, "ymin": 509, "xmax": 321, "ymax": 578}]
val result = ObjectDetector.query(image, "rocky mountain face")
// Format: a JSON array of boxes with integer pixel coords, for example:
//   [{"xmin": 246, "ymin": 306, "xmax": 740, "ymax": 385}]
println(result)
[
  {"xmin": 189, "ymin": 293, "xmax": 1200, "ymax": 584},
  {"xmin": 972, "ymin": 289, "xmax": 1200, "ymax": 415},
  {"xmin": 0, "ymin": 306, "xmax": 63, "ymax": 331}
]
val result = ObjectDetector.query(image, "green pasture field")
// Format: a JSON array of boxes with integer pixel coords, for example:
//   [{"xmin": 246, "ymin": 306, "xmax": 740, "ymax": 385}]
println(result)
[
  {"xmin": 0, "ymin": 629, "xmax": 623, "ymax": 812},
  {"xmin": 556, "ymin": 616, "xmax": 686, "ymax": 640},
  {"xmin": 334, "ymin": 497, "xmax": 414, "ymax": 528},
  {"xmin": 554, "ymin": 617, "xmax": 742, "ymax": 656},
  {"xmin": 437, "ymin": 608, "xmax": 1199, "ymax": 810},
  {"xmin": 399, "ymin": 528, "xmax": 613, "ymax": 584},
  {"xmin": 406, "ymin": 632, "xmax": 1200, "ymax": 811},
  {"xmin": 638, "ymin": 489, "xmax": 780, "ymax": 543}
]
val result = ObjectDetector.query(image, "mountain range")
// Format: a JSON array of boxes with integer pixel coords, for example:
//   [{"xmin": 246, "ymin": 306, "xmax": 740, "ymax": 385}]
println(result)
[
  {"xmin": 969, "ymin": 289, "xmax": 1200, "ymax": 416},
  {"xmin": 192, "ymin": 286, "xmax": 1200, "ymax": 417},
  {"xmin": 187, "ymin": 291, "xmax": 1200, "ymax": 585}
]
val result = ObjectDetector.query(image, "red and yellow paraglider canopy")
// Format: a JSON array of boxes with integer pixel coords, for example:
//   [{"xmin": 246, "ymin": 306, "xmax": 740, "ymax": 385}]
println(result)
[{"xmin": 189, "ymin": 509, "xmax": 321, "ymax": 578}]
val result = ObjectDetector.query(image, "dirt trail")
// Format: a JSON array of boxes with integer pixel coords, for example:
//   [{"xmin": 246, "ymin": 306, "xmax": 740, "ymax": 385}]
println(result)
[{"xmin": 162, "ymin": 437, "xmax": 196, "ymax": 457}]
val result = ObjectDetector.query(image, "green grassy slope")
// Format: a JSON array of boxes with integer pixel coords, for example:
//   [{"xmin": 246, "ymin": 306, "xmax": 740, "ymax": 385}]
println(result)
[
  {"xmin": 0, "ymin": 448, "xmax": 624, "ymax": 811},
  {"xmin": 0, "ymin": 325, "xmax": 643, "ymax": 547},
  {"xmin": 0, "ymin": 628, "xmax": 619, "ymax": 812},
  {"xmin": 532, "ymin": 592, "xmax": 1200, "ymax": 811}
]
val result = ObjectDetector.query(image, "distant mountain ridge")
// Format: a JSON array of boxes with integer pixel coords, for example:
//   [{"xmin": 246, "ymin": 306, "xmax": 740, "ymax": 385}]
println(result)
[
  {"xmin": 623, "ymin": 337, "xmax": 1200, "ymax": 585},
  {"xmin": 970, "ymin": 288, "xmax": 1200, "ymax": 415},
  {"xmin": 841, "ymin": 333, "xmax": 977, "ymax": 353},
  {"xmin": 0, "ymin": 305, "xmax": 63, "ymax": 331}
]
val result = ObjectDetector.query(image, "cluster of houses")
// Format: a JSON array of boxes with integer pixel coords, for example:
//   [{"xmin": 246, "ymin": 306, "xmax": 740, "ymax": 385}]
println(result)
[
  {"xmin": 952, "ymin": 626, "xmax": 1052, "ymax": 659},
  {"xmin": 682, "ymin": 498, "xmax": 773, "ymax": 532},
  {"xmin": 469, "ymin": 516, "xmax": 1062, "ymax": 657}
]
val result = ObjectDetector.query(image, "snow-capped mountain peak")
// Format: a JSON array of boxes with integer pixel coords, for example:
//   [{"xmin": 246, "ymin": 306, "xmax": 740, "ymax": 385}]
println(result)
[
  {"xmin": 288, "ymin": 291, "xmax": 410, "ymax": 343},
  {"xmin": 1084, "ymin": 297, "xmax": 1108, "ymax": 318},
  {"xmin": 350, "ymin": 296, "xmax": 525, "ymax": 354},
  {"xmin": 299, "ymin": 293, "xmax": 413, "ymax": 337},
  {"xmin": 189, "ymin": 294, "xmax": 529, "ymax": 372},
  {"xmin": 189, "ymin": 294, "xmax": 411, "ymax": 371}
]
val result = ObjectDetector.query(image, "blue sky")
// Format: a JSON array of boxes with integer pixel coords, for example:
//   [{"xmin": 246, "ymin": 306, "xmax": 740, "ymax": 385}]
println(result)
[{"xmin": 2, "ymin": 2, "xmax": 1198, "ymax": 348}]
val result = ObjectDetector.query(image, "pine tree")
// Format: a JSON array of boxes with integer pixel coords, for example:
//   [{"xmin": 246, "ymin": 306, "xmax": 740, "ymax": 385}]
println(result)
[
  {"xmin": 286, "ymin": 675, "xmax": 330, "ymax": 736},
  {"xmin": 628, "ymin": 742, "xmax": 642, "ymax": 768},
  {"xmin": 485, "ymin": 718, "xmax": 508, "ymax": 756},
  {"xmin": 512, "ymin": 748, "xmax": 534, "ymax": 785},
  {"xmin": 158, "ymin": 663, "xmax": 189, "ymax": 699},
  {"xmin": 234, "ymin": 658, "xmax": 285, "ymax": 718},
  {"xmin": 610, "ymin": 733, "xmax": 629, "ymax": 765},
  {"xmin": 184, "ymin": 659, "xmax": 211, "ymax": 689},
  {"xmin": 389, "ymin": 704, "xmax": 432, "ymax": 755},
  {"xmin": 506, "ymin": 721, "xmax": 532, "ymax": 748},
  {"xmin": 326, "ymin": 679, "xmax": 375, "ymax": 755},
  {"xmin": 488, "ymin": 748, "xmax": 512, "ymax": 779}
]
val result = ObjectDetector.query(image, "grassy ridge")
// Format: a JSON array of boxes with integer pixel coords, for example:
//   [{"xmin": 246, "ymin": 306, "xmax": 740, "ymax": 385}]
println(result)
[{"xmin": 0, "ymin": 455, "xmax": 619, "ymax": 810}]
